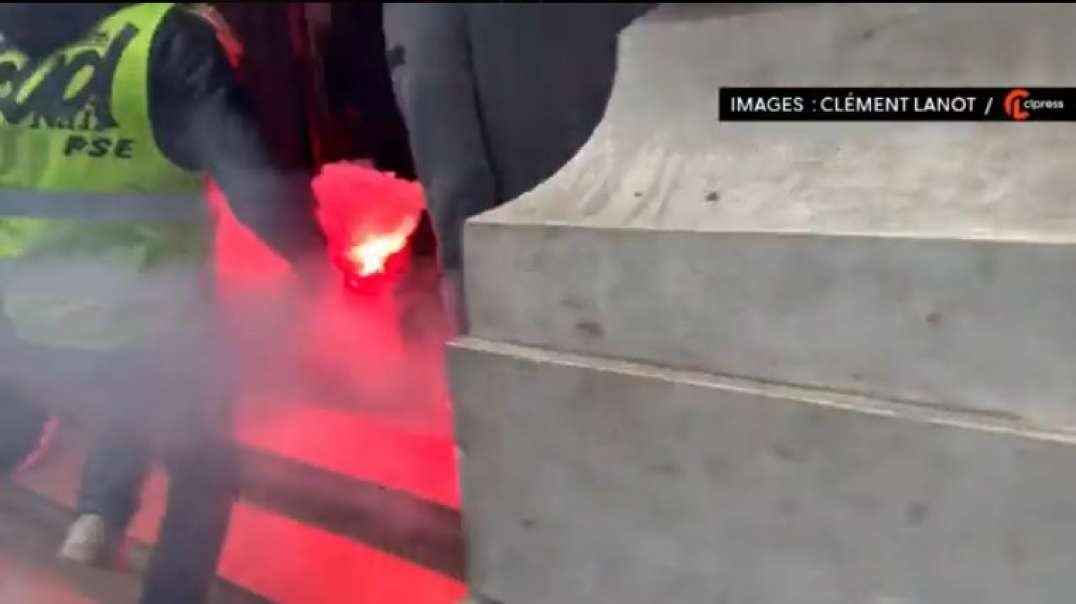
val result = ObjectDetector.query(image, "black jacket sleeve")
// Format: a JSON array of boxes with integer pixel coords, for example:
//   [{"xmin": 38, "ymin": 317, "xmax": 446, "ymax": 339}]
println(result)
[{"xmin": 147, "ymin": 7, "xmax": 325, "ymax": 264}]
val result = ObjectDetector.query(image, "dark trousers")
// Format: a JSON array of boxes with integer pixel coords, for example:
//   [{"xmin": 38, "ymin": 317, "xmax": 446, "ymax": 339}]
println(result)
[
  {"xmin": 137, "ymin": 441, "xmax": 235, "ymax": 604},
  {"xmin": 77, "ymin": 416, "xmax": 236, "ymax": 604},
  {"xmin": 0, "ymin": 384, "xmax": 49, "ymax": 476},
  {"xmin": 0, "ymin": 308, "xmax": 236, "ymax": 604},
  {"xmin": 77, "ymin": 431, "xmax": 150, "ymax": 539}
]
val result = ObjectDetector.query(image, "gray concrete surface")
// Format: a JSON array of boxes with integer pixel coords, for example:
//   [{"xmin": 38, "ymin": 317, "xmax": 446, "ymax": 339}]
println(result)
[
  {"xmin": 464, "ymin": 2, "xmax": 1076, "ymax": 423},
  {"xmin": 447, "ymin": 340, "xmax": 1076, "ymax": 602},
  {"xmin": 451, "ymin": 3, "xmax": 1076, "ymax": 603},
  {"xmin": 451, "ymin": 340, "xmax": 1076, "ymax": 604},
  {"xmin": 475, "ymin": 3, "xmax": 1076, "ymax": 235},
  {"xmin": 465, "ymin": 226, "xmax": 1076, "ymax": 426}
]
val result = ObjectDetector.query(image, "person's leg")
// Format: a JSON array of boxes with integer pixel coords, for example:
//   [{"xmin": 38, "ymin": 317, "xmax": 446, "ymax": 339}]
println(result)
[
  {"xmin": 139, "ymin": 439, "xmax": 236, "ymax": 604},
  {"xmin": 0, "ymin": 386, "xmax": 49, "ymax": 476},
  {"xmin": 139, "ymin": 328, "xmax": 237, "ymax": 604},
  {"xmin": 0, "ymin": 310, "xmax": 51, "ymax": 477},
  {"xmin": 60, "ymin": 430, "xmax": 152, "ymax": 564},
  {"xmin": 55, "ymin": 341, "xmax": 153, "ymax": 565},
  {"xmin": 74, "ymin": 433, "xmax": 151, "ymax": 529}
]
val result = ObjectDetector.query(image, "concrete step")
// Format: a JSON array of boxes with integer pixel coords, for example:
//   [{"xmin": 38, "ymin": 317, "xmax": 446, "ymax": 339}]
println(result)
[{"xmin": 450, "ymin": 337, "xmax": 1076, "ymax": 604}]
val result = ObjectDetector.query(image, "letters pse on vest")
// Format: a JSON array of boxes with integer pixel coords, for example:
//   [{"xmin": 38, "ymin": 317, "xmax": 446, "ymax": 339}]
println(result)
[
  {"xmin": 0, "ymin": 3, "xmax": 212, "ymax": 351},
  {"xmin": 0, "ymin": 2, "xmax": 203, "ymax": 197}
]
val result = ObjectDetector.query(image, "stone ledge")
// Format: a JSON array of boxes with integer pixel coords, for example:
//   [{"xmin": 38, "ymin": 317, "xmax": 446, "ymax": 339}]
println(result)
[
  {"xmin": 452, "ymin": 336, "xmax": 1076, "ymax": 443},
  {"xmin": 465, "ymin": 223, "xmax": 1076, "ymax": 426},
  {"xmin": 473, "ymin": 3, "xmax": 1076, "ymax": 235},
  {"xmin": 448, "ymin": 339, "xmax": 1076, "ymax": 604},
  {"xmin": 463, "ymin": 2, "xmax": 1076, "ymax": 426}
]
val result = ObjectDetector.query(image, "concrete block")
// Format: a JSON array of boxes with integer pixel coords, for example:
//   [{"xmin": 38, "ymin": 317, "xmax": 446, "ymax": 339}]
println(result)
[
  {"xmin": 452, "ymin": 5, "xmax": 1076, "ymax": 603},
  {"xmin": 465, "ymin": 224, "xmax": 1076, "ymax": 427},
  {"xmin": 450, "ymin": 338, "xmax": 1076, "ymax": 604},
  {"xmin": 463, "ymin": 3, "xmax": 1076, "ymax": 423}
]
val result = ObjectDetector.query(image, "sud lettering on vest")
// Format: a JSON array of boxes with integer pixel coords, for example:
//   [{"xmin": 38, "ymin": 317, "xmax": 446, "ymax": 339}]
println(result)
[
  {"xmin": 0, "ymin": 24, "xmax": 134, "ymax": 129},
  {"xmin": 0, "ymin": 24, "xmax": 142, "ymax": 181},
  {"xmin": 0, "ymin": 3, "xmax": 211, "ymax": 351},
  {"xmin": 0, "ymin": 3, "xmax": 205, "ymax": 195}
]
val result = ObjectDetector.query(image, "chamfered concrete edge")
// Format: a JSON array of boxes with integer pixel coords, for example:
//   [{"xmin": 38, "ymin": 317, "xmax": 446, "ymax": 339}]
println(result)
[
  {"xmin": 447, "ymin": 337, "xmax": 1076, "ymax": 603},
  {"xmin": 448, "ymin": 336, "xmax": 1076, "ymax": 444},
  {"xmin": 462, "ymin": 221, "xmax": 1076, "ymax": 426}
]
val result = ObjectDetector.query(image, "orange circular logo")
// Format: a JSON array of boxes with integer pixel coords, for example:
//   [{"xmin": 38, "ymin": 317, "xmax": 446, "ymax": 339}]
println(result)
[{"xmin": 1003, "ymin": 88, "xmax": 1030, "ymax": 121}]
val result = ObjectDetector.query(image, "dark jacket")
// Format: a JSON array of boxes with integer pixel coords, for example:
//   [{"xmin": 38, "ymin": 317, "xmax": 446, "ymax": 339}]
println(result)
[
  {"xmin": 384, "ymin": 3, "xmax": 653, "ymax": 271},
  {"xmin": 0, "ymin": 3, "xmax": 324, "ymax": 264}
]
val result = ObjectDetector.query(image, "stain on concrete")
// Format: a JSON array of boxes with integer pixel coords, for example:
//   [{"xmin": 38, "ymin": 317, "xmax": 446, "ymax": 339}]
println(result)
[
  {"xmin": 576, "ymin": 320, "xmax": 605, "ymax": 338},
  {"xmin": 560, "ymin": 297, "xmax": 587, "ymax": 311},
  {"xmin": 703, "ymin": 453, "xmax": 730, "ymax": 478},
  {"xmin": 771, "ymin": 443, "xmax": 807, "ymax": 463},
  {"xmin": 778, "ymin": 498, "xmax": 801, "ymax": 517},
  {"xmin": 1003, "ymin": 534, "xmax": 1029, "ymax": 569},
  {"xmin": 905, "ymin": 501, "xmax": 929, "ymax": 526},
  {"xmin": 653, "ymin": 462, "xmax": 682, "ymax": 477}
]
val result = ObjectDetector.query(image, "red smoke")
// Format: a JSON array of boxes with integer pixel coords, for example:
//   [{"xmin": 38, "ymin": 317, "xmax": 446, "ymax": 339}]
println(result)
[
  {"xmin": 313, "ymin": 163, "xmax": 425, "ymax": 288},
  {"xmin": 203, "ymin": 166, "xmax": 461, "ymax": 601},
  {"xmin": 208, "ymin": 163, "xmax": 425, "ymax": 293},
  {"xmin": 207, "ymin": 163, "xmax": 434, "ymax": 407}
]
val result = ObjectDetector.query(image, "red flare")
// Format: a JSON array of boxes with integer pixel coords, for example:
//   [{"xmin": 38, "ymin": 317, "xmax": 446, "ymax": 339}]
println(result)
[{"xmin": 313, "ymin": 163, "xmax": 425, "ymax": 290}]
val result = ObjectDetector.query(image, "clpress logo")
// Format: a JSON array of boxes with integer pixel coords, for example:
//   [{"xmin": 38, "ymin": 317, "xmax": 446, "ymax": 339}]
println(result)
[
  {"xmin": 1002, "ymin": 88, "xmax": 1065, "ymax": 121},
  {"xmin": 1003, "ymin": 88, "xmax": 1030, "ymax": 121}
]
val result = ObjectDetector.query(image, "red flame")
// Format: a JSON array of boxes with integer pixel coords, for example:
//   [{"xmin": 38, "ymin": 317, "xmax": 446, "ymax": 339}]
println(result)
[
  {"xmin": 312, "ymin": 163, "xmax": 425, "ymax": 285},
  {"xmin": 208, "ymin": 163, "xmax": 426, "ymax": 294},
  {"xmin": 346, "ymin": 227, "xmax": 412, "ymax": 278}
]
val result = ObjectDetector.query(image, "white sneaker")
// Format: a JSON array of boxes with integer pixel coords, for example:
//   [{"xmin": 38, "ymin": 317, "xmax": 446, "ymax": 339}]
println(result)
[{"xmin": 57, "ymin": 514, "xmax": 111, "ymax": 566}]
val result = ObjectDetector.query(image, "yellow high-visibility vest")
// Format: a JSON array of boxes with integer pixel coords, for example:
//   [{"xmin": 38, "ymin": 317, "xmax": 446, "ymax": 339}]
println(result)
[{"xmin": 0, "ymin": 3, "xmax": 211, "ymax": 350}]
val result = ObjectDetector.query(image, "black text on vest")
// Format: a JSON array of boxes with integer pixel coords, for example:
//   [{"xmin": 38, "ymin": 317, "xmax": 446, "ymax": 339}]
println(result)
[{"xmin": 0, "ymin": 23, "xmax": 139, "ymax": 132}]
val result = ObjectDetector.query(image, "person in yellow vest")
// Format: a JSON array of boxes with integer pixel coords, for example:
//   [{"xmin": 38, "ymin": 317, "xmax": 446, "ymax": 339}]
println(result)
[{"xmin": 0, "ymin": 3, "xmax": 327, "ymax": 603}]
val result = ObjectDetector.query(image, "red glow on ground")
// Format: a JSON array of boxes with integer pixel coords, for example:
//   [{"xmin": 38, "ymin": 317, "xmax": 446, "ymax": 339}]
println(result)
[
  {"xmin": 236, "ymin": 400, "xmax": 459, "ymax": 508},
  {"xmin": 195, "ymin": 166, "xmax": 463, "ymax": 602},
  {"xmin": 17, "ymin": 438, "xmax": 465, "ymax": 604},
  {"xmin": 222, "ymin": 503, "xmax": 465, "ymax": 604}
]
